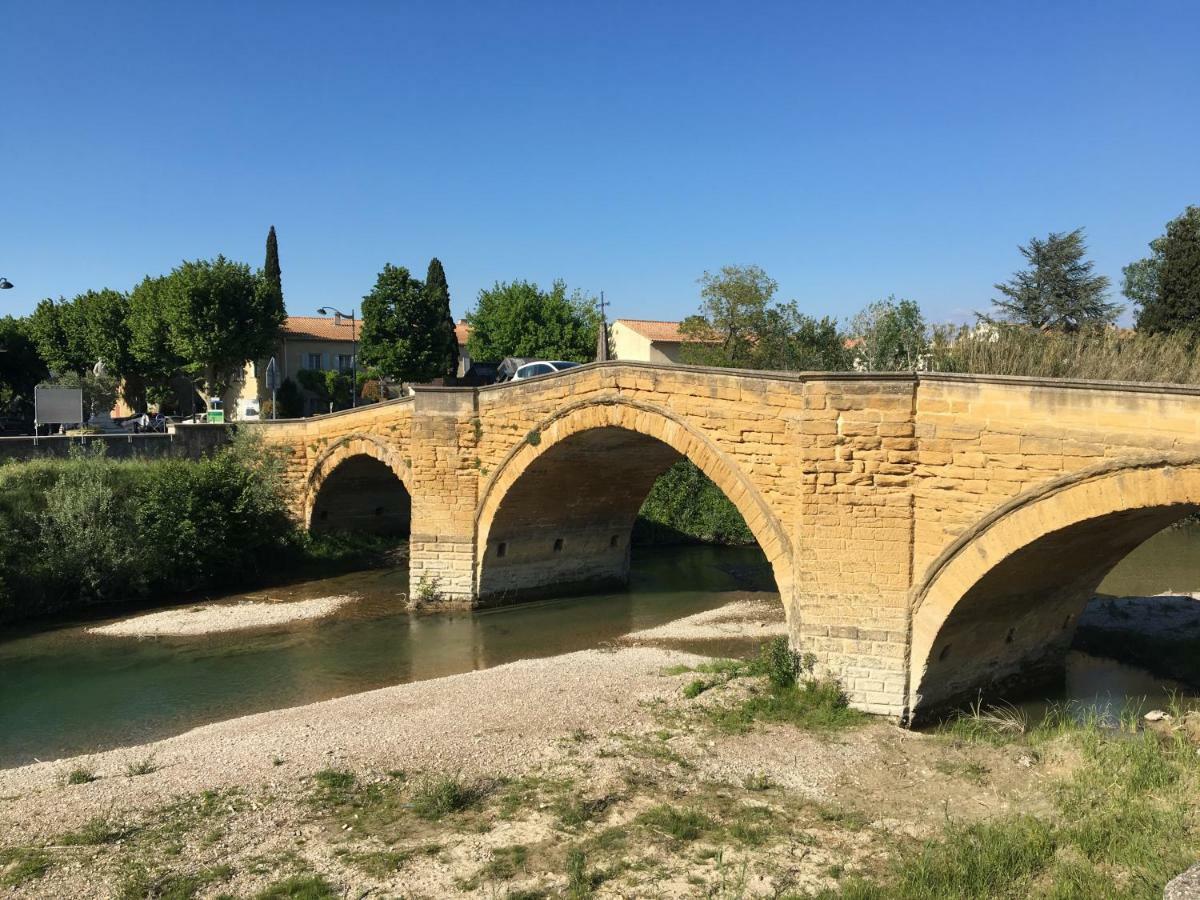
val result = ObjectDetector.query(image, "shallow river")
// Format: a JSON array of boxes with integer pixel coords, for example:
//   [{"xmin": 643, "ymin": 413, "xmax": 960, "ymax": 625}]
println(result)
[{"xmin": 0, "ymin": 527, "xmax": 1197, "ymax": 768}]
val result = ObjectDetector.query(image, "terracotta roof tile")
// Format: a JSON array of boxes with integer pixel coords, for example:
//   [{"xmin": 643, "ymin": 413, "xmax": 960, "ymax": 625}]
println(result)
[
  {"xmin": 282, "ymin": 315, "xmax": 358, "ymax": 342},
  {"xmin": 614, "ymin": 319, "xmax": 690, "ymax": 342}
]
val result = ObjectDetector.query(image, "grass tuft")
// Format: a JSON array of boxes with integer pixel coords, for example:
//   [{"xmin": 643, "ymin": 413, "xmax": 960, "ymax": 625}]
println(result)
[{"xmin": 411, "ymin": 773, "xmax": 484, "ymax": 820}]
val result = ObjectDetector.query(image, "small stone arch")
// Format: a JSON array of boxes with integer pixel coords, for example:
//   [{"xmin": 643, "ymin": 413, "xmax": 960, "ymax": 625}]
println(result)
[
  {"xmin": 305, "ymin": 434, "xmax": 413, "ymax": 531},
  {"xmin": 474, "ymin": 396, "xmax": 793, "ymax": 602},
  {"xmin": 907, "ymin": 454, "xmax": 1200, "ymax": 720}
]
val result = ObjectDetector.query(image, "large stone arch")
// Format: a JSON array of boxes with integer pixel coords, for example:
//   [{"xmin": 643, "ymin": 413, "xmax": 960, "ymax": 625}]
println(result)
[
  {"xmin": 474, "ymin": 396, "xmax": 793, "ymax": 605},
  {"xmin": 305, "ymin": 434, "xmax": 413, "ymax": 534},
  {"xmin": 906, "ymin": 454, "xmax": 1200, "ymax": 721}
]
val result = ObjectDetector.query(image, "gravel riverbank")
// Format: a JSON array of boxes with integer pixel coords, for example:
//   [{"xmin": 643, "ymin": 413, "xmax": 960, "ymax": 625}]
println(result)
[{"xmin": 86, "ymin": 595, "xmax": 355, "ymax": 637}]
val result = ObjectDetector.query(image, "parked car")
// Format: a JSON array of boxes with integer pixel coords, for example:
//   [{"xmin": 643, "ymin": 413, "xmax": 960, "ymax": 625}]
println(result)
[{"xmin": 509, "ymin": 360, "xmax": 582, "ymax": 381}]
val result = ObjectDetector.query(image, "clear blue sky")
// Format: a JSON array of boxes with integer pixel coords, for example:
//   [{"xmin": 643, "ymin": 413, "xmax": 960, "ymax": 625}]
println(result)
[{"xmin": 2, "ymin": 1, "xmax": 1196, "ymax": 326}]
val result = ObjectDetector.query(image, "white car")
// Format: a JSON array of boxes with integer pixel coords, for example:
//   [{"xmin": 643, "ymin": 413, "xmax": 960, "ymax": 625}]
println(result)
[{"xmin": 511, "ymin": 360, "xmax": 582, "ymax": 381}]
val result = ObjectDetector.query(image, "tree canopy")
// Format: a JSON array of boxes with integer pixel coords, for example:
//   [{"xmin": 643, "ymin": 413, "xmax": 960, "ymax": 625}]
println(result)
[
  {"xmin": 848, "ymin": 296, "xmax": 928, "ymax": 371},
  {"xmin": 990, "ymin": 229, "xmax": 1118, "ymax": 331},
  {"xmin": 129, "ymin": 256, "xmax": 280, "ymax": 405},
  {"xmin": 1125, "ymin": 206, "xmax": 1200, "ymax": 336},
  {"xmin": 360, "ymin": 263, "xmax": 454, "ymax": 383},
  {"xmin": 465, "ymin": 279, "xmax": 599, "ymax": 363},
  {"xmin": 27, "ymin": 289, "xmax": 133, "ymax": 376},
  {"xmin": 0, "ymin": 316, "xmax": 48, "ymax": 417},
  {"xmin": 679, "ymin": 265, "xmax": 848, "ymax": 371}
]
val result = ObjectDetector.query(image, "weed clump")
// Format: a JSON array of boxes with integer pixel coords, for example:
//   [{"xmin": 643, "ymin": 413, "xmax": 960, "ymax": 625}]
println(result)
[
  {"xmin": 411, "ymin": 773, "xmax": 483, "ymax": 820},
  {"xmin": 636, "ymin": 804, "xmax": 717, "ymax": 842}
]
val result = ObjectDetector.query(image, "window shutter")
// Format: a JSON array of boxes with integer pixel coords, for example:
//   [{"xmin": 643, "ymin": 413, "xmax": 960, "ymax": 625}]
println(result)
[{"xmin": 321, "ymin": 352, "xmax": 330, "ymax": 371}]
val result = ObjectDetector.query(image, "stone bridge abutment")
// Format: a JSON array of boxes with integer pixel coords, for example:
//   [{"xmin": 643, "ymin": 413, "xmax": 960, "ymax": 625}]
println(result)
[{"xmin": 256, "ymin": 363, "xmax": 1200, "ymax": 722}]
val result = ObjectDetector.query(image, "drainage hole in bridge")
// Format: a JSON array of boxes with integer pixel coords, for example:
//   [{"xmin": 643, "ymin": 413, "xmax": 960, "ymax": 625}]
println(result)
[
  {"xmin": 496, "ymin": 542, "xmax": 507, "ymax": 558},
  {"xmin": 610, "ymin": 534, "xmax": 620, "ymax": 548},
  {"xmin": 553, "ymin": 538, "xmax": 564, "ymax": 553}
]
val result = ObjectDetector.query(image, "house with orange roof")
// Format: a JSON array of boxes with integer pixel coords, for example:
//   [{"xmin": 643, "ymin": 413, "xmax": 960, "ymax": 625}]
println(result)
[{"xmin": 610, "ymin": 319, "xmax": 695, "ymax": 364}]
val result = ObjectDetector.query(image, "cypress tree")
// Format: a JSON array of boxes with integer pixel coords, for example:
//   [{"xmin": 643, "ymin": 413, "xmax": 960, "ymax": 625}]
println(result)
[
  {"xmin": 265, "ymin": 226, "xmax": 282, "ymax": 298},
  {"xmin": 425, "ymin": 257, "xmax": 459, "ymax": 378}
]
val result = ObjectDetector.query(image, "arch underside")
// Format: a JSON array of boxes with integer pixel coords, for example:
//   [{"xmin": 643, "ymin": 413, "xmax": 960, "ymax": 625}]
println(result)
[
  {"xmin": 475, "ymin": 413, "xmax": 790, "ymax": 605},
  {"xmin": 478, "ymin": 428, "xmax": 685, "ymax": 599},
  {"xmin": 908, "ymin": 460, "xmax": 1200, "ymax": 722},
  {"xmin": 310, "ymin": 455, "xmax": 412, "ymax": 537}
]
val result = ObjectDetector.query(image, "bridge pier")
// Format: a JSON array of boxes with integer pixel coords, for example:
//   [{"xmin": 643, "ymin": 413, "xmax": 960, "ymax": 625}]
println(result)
[{"xmin": 408, "ymin": 389, "xmax": 479, "ymax": 603}]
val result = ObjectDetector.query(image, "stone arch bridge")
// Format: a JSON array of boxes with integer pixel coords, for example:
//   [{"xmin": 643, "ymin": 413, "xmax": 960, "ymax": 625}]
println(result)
[{"xmin": 256, "ymin": 362, "xmax": 1200, "ymax": 723}]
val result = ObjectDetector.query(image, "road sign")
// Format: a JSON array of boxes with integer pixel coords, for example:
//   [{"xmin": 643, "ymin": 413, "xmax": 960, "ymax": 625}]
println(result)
[{"xmin": 265, "ymin": 357, "xmax": 281, "ymax": 390}]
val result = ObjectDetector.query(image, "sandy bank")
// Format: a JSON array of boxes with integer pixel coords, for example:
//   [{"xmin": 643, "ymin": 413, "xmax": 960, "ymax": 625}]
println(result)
[
  {"xmin": 86, "ymin": 595, "xmax": 354, "ymax": 637},
  {"xmin": 622, "ymin": 597, "xmax": 786, "ymax": 642}
]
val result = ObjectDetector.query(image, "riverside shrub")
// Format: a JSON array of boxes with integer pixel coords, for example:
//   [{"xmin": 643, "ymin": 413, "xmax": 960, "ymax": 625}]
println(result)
[
  {"xmin": 0, "ymin": 436, "xmax": 303, "ymax": 624},
  {"xmin": 634, "ymin": 460, "xmax": 754, "ymax": 546}
]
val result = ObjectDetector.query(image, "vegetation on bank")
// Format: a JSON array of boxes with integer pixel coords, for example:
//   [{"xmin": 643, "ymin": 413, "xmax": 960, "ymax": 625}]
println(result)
[
  {"xmin": 634, "ymin": 460, "xmax": 755, "ymax": 546},
  {"xmin": 0, "ymin": 436, "xmax": 389, "ymax": 626}
]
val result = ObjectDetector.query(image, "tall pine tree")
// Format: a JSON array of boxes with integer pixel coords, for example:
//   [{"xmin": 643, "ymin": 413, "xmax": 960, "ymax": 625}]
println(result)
[
  {"xmin": 990, "ymin": 229, "xmax": 1118, "ymax": 331},
  {"xmin": 1126, "ymin": 206, "xmax": 1200, "ymax": 335},
  {"xmin": 425, "ymin": 258, "xmax": 459, "ymax": 378}
]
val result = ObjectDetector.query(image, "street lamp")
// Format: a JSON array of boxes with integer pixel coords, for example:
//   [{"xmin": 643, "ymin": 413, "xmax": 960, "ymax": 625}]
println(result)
[
  {"xmin": 0, "ymin": 278, "xmax": 13, "ymax": 290},
  {"xmin": 316, "ymin": 306, "xmax": 357, "ymax": 408}
]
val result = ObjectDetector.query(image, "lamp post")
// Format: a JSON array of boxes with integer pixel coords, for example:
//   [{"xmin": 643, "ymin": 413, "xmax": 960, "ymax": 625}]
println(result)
[
  {"xmin": 316, "ymin": 306, "xmax": 357, "ymax": 409},
  {"xmin": 0, "ymin": 278, "xmax": 13, "ymax": 290}
]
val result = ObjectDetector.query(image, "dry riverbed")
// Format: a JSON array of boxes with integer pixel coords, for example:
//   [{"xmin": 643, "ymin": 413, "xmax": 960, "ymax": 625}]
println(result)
[{"xmin": 1, "ymin": 601, "xmax": 1196, "ymax": 899}]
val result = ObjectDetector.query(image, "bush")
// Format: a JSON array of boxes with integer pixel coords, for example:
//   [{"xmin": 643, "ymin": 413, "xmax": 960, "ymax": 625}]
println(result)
[
  {"xmin": 635, "ymin": 460, "xmax": 754, "ymax": 546},
  {"xmin": 0, "ymin": 435, "xmax": 315, "ymax": 624}
]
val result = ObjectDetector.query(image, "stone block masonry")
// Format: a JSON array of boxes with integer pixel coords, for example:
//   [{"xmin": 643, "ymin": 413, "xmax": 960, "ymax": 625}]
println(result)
[{"xmin": 256, "ymin": 363, "xmax": 1200, "ymax": 723}]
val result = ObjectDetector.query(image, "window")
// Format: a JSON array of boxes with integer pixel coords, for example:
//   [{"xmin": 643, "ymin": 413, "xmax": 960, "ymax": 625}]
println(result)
[
  {"xmin": 337, "ymin": 354, "xmax": 354, "ymax": 373},
  {"xmin": 305, "ymin": 353, "xmax": 322, "ymax": 370}
]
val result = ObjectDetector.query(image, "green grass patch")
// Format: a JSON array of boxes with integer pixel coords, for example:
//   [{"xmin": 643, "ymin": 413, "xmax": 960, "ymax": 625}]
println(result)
[
  {"xmin": 635, "ymin": 804, "xmax": 718, "ymax": 843},
  {"xmin": 253, "ymin": 874, "xmax": 339, "ymax": 899},
  {"xmin": 0, "ymin": 847, "xmax": 53, "ymax": 887},
  {"xmin": 817, "ymin": 724, "xmax": 1200, "ymax": 898},
  {"xmin": 116, "ymin": 863, "xmax": 232, "ymax": 900},
  {"xmin": 66, "ymin": 766, "xmax": 96, "ymax": 785},
  {"xmin": 708, "ymin": 677, "xmax": 866, "ymax": 733},
  {"xmin": 411, "ymin": 773, "xmax": 485, "ymax": 820},
  {"xmin": 58, "ymin": 816, "xmax": 130, "ymax": 846}
]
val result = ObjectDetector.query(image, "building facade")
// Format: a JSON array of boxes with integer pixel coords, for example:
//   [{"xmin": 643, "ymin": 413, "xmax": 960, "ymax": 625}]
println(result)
[{"xmin": 609, "ymin": 319, "xmax": 688, "ymax": 364}]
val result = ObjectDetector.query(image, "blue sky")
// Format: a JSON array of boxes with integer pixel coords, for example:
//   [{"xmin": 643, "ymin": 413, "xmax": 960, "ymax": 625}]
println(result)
[{"xmin": 1, "ymin": 1, "xmax": 1196, "ymax": 326}]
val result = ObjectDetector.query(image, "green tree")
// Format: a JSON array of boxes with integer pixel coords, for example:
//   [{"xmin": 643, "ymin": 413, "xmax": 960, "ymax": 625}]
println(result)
[
  {"xmin": 360, "ymin": 264, "xmax": 451, "ymax": 383},
  {"xmin": 27, "ymin": 289, "xmax": 132, "ymax": 375},
  {"xmin": 1126, "ymin": 206, "xmax": 1200, "ymax": 335},
  {"xmin": 0, "ymin": 316, "xmax": 48, "ymax": 418},
  {"xmin": 990, "ymin": 229, "xmax": 1118, "ymax": 331},
  {"xmin": 425, "ymin": 258, "xmax": 459, "ymax": 378},
  {"xmin": 849, "ymin": 296, "xmax": 928, "ymax": 371},
  {"xmin": 465, "ymin": 279, "xmax": 599, "ymax": 363},
  {"xmin": 142, "ymin": 256, "xmax": 281, "ymax": 408},
  {"xmin": 259, "ymin": 225, "xmax": 284, "ymax": 323},
  {"xmin": 678, "ymin": 265, "xmax": 848, "ymax": 371}
]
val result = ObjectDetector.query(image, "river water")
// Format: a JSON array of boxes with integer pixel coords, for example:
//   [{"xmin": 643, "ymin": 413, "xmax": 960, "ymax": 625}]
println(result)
[{"xmin": 0, "ymin": 528, "xmax": 1197, "ymax": 768}]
